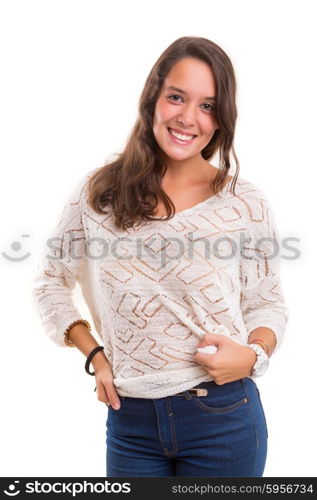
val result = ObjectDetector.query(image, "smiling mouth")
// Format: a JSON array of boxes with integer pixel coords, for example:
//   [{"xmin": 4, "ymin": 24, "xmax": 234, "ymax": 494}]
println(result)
[{"xmin": 167, "ymin": 127, "xmax": 197, "ymax": 143}]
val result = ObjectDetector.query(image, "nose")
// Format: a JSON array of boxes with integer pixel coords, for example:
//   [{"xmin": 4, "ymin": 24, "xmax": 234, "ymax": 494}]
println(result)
[{"xmin": 177, "ymin": 103, "xmax": 197, "ymax": 127}]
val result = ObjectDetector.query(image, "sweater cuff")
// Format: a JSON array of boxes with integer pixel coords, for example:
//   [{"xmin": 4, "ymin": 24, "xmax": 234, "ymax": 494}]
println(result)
[
  {"xmin": 53, "ymin": 314, "xmax": 85, "ymax": 347},
  {"xmin": 63, "ymin": 319, "xmax": 92, "ymax": 347},
  {"xmin": 245, "ymin": 319, "xmax": 286, "ymax": 353}
]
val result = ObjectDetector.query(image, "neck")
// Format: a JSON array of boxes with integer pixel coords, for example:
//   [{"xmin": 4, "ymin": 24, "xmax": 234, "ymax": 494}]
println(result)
[{"xmin": 162, "ymin": 155, "xmax": 218, "ymax": 186}]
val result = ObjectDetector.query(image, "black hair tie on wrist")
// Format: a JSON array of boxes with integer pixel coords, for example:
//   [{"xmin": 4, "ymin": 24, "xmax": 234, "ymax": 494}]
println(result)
[{"xmin": 85, "ymin": 346, "xmax": 104, "ymax": 375}]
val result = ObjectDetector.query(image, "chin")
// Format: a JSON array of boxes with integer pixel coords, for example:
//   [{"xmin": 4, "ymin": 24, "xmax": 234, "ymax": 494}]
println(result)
[
  {"xmin": 163, "ymin": 151, "xmax": 193, "ymax": 162},
  {"xmin": 160, "ymin": 143, "xmax": 194, "ymax": 158}
]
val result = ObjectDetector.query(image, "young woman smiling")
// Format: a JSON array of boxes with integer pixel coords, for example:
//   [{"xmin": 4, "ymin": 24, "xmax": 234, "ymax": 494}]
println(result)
[{"xmin": 33, "ymin": 36, "xmax": 289, "ymax": 477}]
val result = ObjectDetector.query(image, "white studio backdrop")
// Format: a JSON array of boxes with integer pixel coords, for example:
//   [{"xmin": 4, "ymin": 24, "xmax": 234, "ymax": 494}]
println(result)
[{"xmin": 0, "ymin": 0, "xmax": 316, "ymax": 477}]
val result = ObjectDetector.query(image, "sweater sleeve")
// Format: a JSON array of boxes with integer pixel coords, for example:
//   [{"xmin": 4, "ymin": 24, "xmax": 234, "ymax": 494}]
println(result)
[
  {"xmin": 239, "ymin": 191, "xmax": 289, "ymax": 353},
  {"xmin": 32, "ymin": 172, "xmax": 90, "ymax": 347}
]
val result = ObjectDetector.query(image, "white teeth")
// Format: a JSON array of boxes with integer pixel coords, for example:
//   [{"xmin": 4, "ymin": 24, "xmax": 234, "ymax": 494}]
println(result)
[{"xmin": 169, "ymin": 128, "xmax": 194, "ymax": 141}]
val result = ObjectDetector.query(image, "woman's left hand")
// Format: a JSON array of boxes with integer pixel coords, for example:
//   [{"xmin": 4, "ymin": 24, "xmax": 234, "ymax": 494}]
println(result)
[{"xmin": 193, "ymin": 333, "xmax": 257, "ymax": 385}]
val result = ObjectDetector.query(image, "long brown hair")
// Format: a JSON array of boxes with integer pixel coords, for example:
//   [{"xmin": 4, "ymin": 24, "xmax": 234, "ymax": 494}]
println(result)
[{"xmin": 88, "ymin": 36, "xmax": 240, "ymax": 230}]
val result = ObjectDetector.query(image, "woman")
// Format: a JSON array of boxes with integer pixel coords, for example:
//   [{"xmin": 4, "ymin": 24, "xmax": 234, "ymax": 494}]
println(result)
[{"xmin": 33, "ymin": 36, "xmax": 289, "ymax": 477}]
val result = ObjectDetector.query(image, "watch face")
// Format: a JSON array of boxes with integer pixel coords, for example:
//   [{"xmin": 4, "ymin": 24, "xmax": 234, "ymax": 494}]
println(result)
[
  {"xmin": 250, "ymin": 344, "xmax": 269, "ymax": 377},
  {"xmin": 251, "ymin": 343, "xmax": 265, "ymax": 356},
  {"xmin": 254, "ymin": 356, "xmax": 269, "ymax": 376}
]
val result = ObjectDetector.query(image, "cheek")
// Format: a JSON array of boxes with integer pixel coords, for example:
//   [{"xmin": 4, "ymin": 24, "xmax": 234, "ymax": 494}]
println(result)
[
  {"xmin": 154, "ymin": 99, "xmax": 175, "ymax": 124},
  {"xmin": 200, "ymin": 116, "xmax": 218, "ymax": 136}
]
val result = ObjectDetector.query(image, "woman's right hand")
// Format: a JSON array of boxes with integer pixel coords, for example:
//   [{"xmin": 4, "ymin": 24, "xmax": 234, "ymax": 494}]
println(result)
[{"xmin": 93, "ymin": 354, "xmax": 121, "ymax": 410}]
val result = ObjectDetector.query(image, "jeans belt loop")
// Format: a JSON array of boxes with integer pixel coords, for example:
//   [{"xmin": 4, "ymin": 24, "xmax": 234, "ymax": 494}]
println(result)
[
  {"xmin": 174, "ymin": 388, "xmax": 208, "ymax": 397},
  {"xmin": 192, "ymin": 388, "xmax": 208, "ymax": 396}
]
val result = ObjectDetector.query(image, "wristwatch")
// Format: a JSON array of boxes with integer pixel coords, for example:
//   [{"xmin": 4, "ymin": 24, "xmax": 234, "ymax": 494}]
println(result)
[{"xmin": 248, "ymin": 343, "xmax": 269, "ymax": 377}]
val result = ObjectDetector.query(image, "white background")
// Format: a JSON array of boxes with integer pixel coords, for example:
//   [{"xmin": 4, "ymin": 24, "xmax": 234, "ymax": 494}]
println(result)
[{"xmin": 0, "ymin": 0, "xmax": 316, "ymax": 477}]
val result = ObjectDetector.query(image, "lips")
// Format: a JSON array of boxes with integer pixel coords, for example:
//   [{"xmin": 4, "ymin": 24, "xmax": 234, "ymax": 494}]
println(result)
[{"xmin": 167, "ymin": 127, "xmax": 197, "ymax": 144}]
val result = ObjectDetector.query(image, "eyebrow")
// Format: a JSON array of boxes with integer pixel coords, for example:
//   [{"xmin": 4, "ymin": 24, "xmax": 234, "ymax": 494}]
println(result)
[{"xmin": 165, "ymin": 85, "xmax": 216, "ymax": 101}]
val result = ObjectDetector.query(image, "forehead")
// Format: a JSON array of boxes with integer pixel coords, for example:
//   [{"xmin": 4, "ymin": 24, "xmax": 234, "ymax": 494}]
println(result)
[{"xmin": 163, "ymin": 57, "xmax": 216, "ymax": 96}]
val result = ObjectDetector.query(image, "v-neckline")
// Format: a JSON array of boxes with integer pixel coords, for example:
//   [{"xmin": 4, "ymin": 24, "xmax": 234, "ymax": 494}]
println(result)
[{"xmin": 151, "ymin": 175, "xmax": 234, "ymax": 220}]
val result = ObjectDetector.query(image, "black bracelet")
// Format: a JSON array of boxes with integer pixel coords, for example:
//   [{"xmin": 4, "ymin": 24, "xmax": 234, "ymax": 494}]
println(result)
[{"xmin": 85, "ymin": 346, "xmax": 104, "ymax": 375}]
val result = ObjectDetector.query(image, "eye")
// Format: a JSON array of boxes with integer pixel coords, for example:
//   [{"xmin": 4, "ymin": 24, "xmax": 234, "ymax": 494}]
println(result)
[
  {"xmin": 201, "ymin": 103, "xmax": 215, "ymax": 112},
  {"xmin": 167, "ymin": 94, "xmax": 184, "ymax": 102}
]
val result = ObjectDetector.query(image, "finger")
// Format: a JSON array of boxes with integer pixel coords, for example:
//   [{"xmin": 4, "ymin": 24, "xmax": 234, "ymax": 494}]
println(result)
[
  {"xmin": 94, "ymin": 385, "xmax": 107, "ymax": 399},
  {"xmin": 204, "ymin": 333, "xmax": 224, "ymax": 344},
  {"xmin": 106, "ymin": 383, "xmax": 121, "ymax": 410},
  {"xmin": 196, "ymin": 345, "xmax": 217, "ymax": 355},
  {"xmin": 95, "ymin": 380, "xmax": 110, "ymax": 405},
  {"xmin": 194, "ymin": 351, "xmax": 215, "ymax": 367},
  {"xmin": 196, "ymin": 333, "xmax": 221, "ymax": 348},
  {"xmin": 196, "ymin": 339, "xmax": 210, "ymax": 348}
]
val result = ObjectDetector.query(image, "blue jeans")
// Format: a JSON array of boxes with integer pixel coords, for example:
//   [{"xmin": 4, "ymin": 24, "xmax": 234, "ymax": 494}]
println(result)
[{"xmin": 106, "ymin": 377, "xmax": 268, "ymax": 477}]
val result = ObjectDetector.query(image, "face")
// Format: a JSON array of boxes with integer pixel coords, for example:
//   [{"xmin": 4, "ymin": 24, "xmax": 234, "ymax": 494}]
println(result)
[{"xmin": 152, "ymin": 57, "xmax": 218, "ymax": 166}]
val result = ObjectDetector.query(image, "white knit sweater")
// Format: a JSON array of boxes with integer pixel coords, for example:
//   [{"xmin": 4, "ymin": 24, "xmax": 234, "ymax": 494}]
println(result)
[{"xmin": 32, "ymin": 168, "xmax": 289, "ymax": 398}]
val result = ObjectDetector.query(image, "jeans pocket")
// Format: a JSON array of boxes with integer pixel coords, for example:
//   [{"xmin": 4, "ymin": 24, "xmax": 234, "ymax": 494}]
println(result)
[
  {"xmin": 194, "ymin": 396, "xmax": 248, "ymax": 413},
  {"xmin": 191, "ymin": 380, "xmax": 249, "ymax": 413}
]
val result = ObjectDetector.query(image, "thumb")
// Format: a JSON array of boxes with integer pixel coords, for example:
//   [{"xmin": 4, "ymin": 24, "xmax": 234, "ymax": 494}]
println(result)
[{"xmin": 197, "ymin": 333, "xmax": 225, "ymax": 348}]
